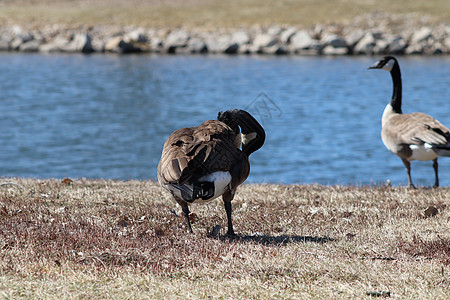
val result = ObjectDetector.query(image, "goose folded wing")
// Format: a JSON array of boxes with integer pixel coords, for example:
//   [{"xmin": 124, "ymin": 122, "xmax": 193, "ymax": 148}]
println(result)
[
  {"xmin": 159, "ymin": 121, "xmax": 240, "ymax": 185},
  {"xmin": 158, "ymin": 129, "xmax": 194, "ymax": 185},
  {"xmin": 158, "ymin": 147, "xmax": 190, "ymax": 184},
  {"xmin": 179, "ymin": 136, "xmax": 242, "ymax": 184},
  {"xmin": 409, "ymin": 113, "xmax": 450, "ymax": 145},
  {"xmin": 386, "ymin": 113, "xmax": 449, "ymax": 146}
]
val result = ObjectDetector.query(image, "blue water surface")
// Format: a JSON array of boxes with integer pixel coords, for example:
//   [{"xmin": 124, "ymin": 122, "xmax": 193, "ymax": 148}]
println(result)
[{"xmin": 0, "ymin": 53, "xmax": 449, "ymax": 186}]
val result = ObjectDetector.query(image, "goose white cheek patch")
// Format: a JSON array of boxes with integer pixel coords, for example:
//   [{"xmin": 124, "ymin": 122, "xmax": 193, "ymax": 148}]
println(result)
[
  {"xmin": 241, "ymin": 132, "xmax": 257, "ymax": 145},
  {"xmin": 381, "ymin": 59, "xmax": 395, "ymax": 72}
]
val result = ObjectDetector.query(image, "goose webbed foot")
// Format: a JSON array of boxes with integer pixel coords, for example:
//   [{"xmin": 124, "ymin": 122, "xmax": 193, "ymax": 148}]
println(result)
[{"xmin": 226, "ymin": 229, "xmax": 236, "ymax": 237}]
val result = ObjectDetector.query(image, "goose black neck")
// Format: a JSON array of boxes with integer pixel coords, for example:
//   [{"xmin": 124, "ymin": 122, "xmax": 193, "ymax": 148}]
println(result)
[
  {"xmin": 239, "ymin": 111, "xmax": 266, "ymax": 156},
  {"xmin": 218, "ymin": 109, "xmax": 265, "ymax": 156},
  {"xmin": 390, "ymin": 62, "xmax": 402, "ymax": 114}
]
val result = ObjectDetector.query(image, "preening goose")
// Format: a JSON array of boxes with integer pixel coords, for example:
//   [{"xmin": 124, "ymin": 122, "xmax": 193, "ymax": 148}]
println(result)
[
  {"xmin": 369, "ymin": 56, "xmax": 450, "ymax": 188},
  {"xmin": 157, "ymin": 109, "xmax": 265, "ymax": 235}
]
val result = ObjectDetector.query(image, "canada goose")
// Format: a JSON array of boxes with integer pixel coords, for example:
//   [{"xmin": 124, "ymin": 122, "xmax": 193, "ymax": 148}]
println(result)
[
  {"xmin": 157, "ymin": 109, "xmax": 265, "ymax": 235},
  {"xmin": 368, "ymin": 56, "xmax": 450, "ymax": 188}
]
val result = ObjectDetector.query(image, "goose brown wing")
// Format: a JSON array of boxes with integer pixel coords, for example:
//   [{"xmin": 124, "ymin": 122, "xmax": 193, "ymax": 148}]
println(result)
[
  {"xmin": 157, "ymin": 127, "xmax": 194, "ymax": 185},
  {"xmin": 157, "ymin": 120, "xmax": 241, "ymax": 185},
  {"xmin": 385, "ymin": 112, "xmax": 449, "ymax": 146}
]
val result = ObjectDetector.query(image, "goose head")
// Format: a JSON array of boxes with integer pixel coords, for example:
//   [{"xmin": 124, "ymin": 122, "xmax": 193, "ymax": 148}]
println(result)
[
  {"xmin": 368, "ymin": 55, "xmax": 398, "ymax": 72},
  {"xmin": 218, "ymin": 109, "xmax": 265, "ymax": 156}
]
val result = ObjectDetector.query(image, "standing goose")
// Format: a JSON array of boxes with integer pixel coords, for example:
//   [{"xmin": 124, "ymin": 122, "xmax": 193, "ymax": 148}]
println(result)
[
  {"xmin": 157, "ymin": 109, "xmax": 265, "ymax": 235},
  {"xmin": 368, "ymin": 56, "xmax": 450, "ymax": 188}
]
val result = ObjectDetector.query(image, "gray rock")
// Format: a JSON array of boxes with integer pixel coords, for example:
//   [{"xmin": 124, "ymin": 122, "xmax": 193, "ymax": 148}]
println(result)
[
  {"xmin": 262, "ymin": 44, "xmax": 289, "ymax": 55},
  {"xmin": 91, "ymin": 39, "xmax": 105, "ymax": 53},
  {"xmin": 411, "ymin": 27, "xmax": 432, "ymax": 44},
  {"xmin": 19, "ymin": 40, "xmax": 41, "ymax": 52},
  {"xmin": 150, "ymin": 36, "xmax": 164, "ymax": 52},
  {"xmin": 321, "ymin": 33, "xmax": 347, "ymax": 48},
  {"xmin": 280, "ymin": 27, "xmax": 297, "ymax": 44},
  {"xmin": 322, "ymin": 45, "xmax": 348, "ymax": 55},
  {"xmin": 187, "ymin": 37, "xmax": 208, "ymax": 53},
  {"xmin": 19, "ymin": 32, "xmax": 34, "ymax": 44},
  {"xmin": 125, "ymin": 28, "xmax": 148, "ymax": 43},
  {"xmin": 353, "ymin": 32, "xmax": 378, "ymax": 54},
  {"xmin": 290, "ymin": 30, "xmax": 314, "ymax": 50},
  {"xmin": 166, "ymin": 29, "xmax": 190, "ymax": 48},
  {"xmin": 387, "ymin": 36, "xmax": 407, "ymax": 54},
  {"xmin": 275, "ymin": 46, "xmax": 289, "ymax": 55},
  {"xmin": 371, "ymin": 32, "xmax": 383, "ymax": 40},
  {"xmin": 204, "ymin": 34, "xmax": 232, "ymax": 53},
  {"xmin": 445, "ymin": 36, "xmax": 450, "ymax": 49},
  {"xmin": 10, "ymin": 38, "xmax": 23, "ymax": 50},
  {"xmin": 231, "ymin": 31, "xmax": 250, "ymax": 45},
  {"xmin": 267, "ymin": 25, "xmax": 282, "ymax": 36},
  {"xmin": 38, "ymin": 44, "xmax": 55, "ymax": 53},
  {"xmin": 405, "ymin": 42, "xmax": 426, "ymax": 55},
  {"xmin": 105, "ymin": 36, "xmax": 122, "ymax": 52},
  {"xmin": 344, "ymin": 29, "xmax": 365, "ymax": 47},
  {"xmin": 252, "ymin": 33, "xmax": 278, "ymax": 49},
  {"xmin": 294, "ymin": 41, "xmax": 322, "ymax": 55},
  {"xmin": 237, "ymin": 43, "xmax": 252, "ymax": 54},
  {"xmin": 105, "ymin": 36, "xmax": 141, "ymax": 54},
  {"xmin": 64, "ymin": 33, "xmax": 94, "ymax": 53},
  {"xmin": 431, "ymin": 42, "xmax": 444, "ymax": 54},
  {"xmin": 224, "ymin": 43, "xmax": 239, "ymax": 54},
  {"xmin": 39, "ymin": 36, "xmax": 69, "ymax": 53},
  {"xmin": 117, "ymin": 40, "xmax": 142, "ymax": 54},
  {"xmin": 373, "ymin": 39, "xmax": 390, "ymax": 54}
]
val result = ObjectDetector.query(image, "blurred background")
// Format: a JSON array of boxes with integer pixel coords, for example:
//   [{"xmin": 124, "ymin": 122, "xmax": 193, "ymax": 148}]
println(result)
[{"xmin": 0, "ymin": 0, "xmax": 449, "ymax": 186}]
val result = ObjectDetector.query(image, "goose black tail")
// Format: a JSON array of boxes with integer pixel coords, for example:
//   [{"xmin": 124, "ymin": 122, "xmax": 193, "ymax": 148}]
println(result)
[{"xmin": 433, "ymin": 144, "xmax": 450, "ymax": 157}]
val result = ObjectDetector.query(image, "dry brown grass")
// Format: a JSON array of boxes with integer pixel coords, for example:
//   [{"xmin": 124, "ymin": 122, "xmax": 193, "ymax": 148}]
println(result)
[
  {"xmin": 0, "ymin": 0, "xmax": 448, "ymax": 29},
  {"xmin": 0, "ymin": 178, "xmax": 449, "ymax": 298}
]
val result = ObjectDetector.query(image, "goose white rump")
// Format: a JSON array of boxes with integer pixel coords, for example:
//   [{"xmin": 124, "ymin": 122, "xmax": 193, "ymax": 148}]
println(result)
[
  {"xmin": 409, "ymin": 144, "xmax": 438, "ymax": 161},
  {"xmin": 163, "ymin": 171, "xmax": 232, "ymax": 203}
]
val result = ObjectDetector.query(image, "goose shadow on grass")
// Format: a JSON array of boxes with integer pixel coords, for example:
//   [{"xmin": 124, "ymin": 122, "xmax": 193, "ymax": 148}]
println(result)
[{"xmin": 218, "ymin": 234, "xmax": 335, "ymax": 245}]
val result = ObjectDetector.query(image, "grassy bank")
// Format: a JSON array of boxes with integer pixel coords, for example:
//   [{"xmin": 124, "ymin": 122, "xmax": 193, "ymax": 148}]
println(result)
[
  {"xmin": 0, "ymin": 0, "xmax": 449, "ymax": 29},
  {"xmin": 0, "ymin": 179, "xmax": 449, "ymax": 298}
]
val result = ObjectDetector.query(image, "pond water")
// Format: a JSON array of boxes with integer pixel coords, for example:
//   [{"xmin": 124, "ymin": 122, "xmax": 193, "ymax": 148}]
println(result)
[{"xmin": 0, "ymin": 53, "xmax": 449, "ymax": 186}]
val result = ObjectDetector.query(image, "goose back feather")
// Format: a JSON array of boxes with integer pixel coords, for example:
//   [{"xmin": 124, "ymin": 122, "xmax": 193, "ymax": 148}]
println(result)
[{"xmin": 157, "ymin": 120, "xmax": 242, "ymax": 186}]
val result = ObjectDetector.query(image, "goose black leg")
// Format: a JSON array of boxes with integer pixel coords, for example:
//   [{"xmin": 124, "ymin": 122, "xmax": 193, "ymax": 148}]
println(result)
[
  {"xmin": 433, "ymin": 158, "xmax": 439, "ymax": 188},
  {"xmin": 401, "ymin": 158, "xmax": 415, "ymax": 189},
  {"xmin": 222, "ymin": 191, "xmax": 236, "ymax": 236},
  {"xmin": 181, "ymin": 205, "xmax": 193, "ymax": 233}
]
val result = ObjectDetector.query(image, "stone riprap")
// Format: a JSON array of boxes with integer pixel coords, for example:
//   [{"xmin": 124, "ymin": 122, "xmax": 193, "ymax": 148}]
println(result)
[{"xmin": 0, "ymin": 13, "xmax": 448, "ymax": 55}]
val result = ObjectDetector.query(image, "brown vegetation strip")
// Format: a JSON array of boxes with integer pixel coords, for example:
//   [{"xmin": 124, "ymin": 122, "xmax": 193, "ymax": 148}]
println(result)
[
  {"xmin": 0, "ymin": 179, "xmax": 449, "ymax": 298},
  {"xmin": 0, "ymin": 0, "xmax": 448, "ymax": 28}
]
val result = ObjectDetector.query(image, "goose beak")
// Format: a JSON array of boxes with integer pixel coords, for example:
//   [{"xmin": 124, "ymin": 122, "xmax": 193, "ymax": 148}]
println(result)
[{"xmin": 368, "ymin": 61, "xmax": 380, "ymax": 69}]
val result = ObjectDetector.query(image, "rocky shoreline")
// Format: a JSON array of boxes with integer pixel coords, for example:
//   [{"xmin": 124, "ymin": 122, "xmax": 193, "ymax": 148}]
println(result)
[{"xmin": 1, "ymin": 12, "xmax": 449, "ymax": 55}]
